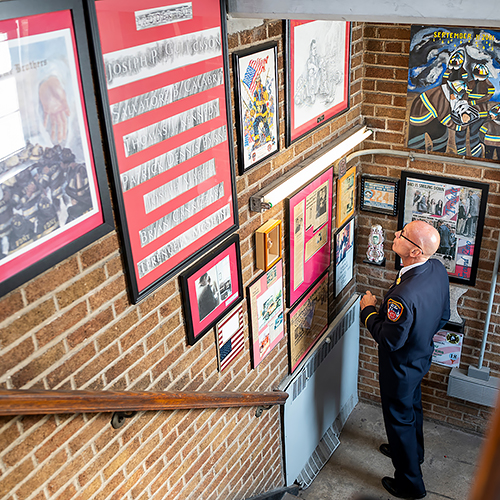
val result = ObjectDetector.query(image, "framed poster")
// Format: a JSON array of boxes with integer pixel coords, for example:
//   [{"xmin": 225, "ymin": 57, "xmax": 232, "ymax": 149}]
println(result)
[
  {"xmin": 285, "ymin": 20, "xmax": 351, "ymax": 146},
  {"xmin": 215, "ymin": 304, "xmax": 245, "ymax": 372},
  {"xmin": 233, "ymin": 42, "xmax": 279, "ymax": 174},
  {"xmin": 334, "ymin": 217, "xmax": 355, "ymax": 297},
  {"xmin": 406, "ymin": 25, "xmax": 500, "ymax": 159},
  {"xmin": 87, "ymin": 0, "xmax": 238, "ymax": 303},
  {"xmin": 286, "ymin": 167, "xmax": 333, "ymax": 307},
  {"xmin": 337, "ymin": 166, "xmax": 356, "ymax": 227},
  {"xmin": 0, "ymin": 0, "xmax": 113, "ymax": 298},
  {"xmin": 288, "ymin": 271, "xmax": 328, "ymax": 373},
  {"xmin": 247, "ymin": 260, "xmax": 284, "ymax": 368},
  {"xmin": 360, "ymin": 175, "xmax": 399, "ymax": 216},
  {"xmin": 398, "ymin": 171, "xmax": 489, "ymax": 286},
  {"xmin": 180, "ymin": 234, "xmax": 243, "ymax": 346}
]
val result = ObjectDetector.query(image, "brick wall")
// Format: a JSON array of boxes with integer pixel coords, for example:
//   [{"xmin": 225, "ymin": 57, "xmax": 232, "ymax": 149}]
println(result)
[
  {"xmin": 0, "ymin": 19, "xmax": 364, "ymax": 500},
  {"xmin": 358, "ymin": 23, "xmax": 500, "ymax": 433}
]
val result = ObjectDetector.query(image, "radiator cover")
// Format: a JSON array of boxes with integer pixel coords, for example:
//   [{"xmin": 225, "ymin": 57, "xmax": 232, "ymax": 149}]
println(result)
[{"xmin": 279, "ymin": 295, "xmax": 360, "ymax": 488}]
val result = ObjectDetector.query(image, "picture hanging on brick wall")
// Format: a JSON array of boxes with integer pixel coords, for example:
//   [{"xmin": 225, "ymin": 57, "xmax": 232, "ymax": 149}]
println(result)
[
  {"xmin": 0, "ymin": 0, "xmax": 114, "ymax": 299},
  {"xmin": 86, "ymin": 0, "xmax": 238, "ymax": 303},
  {"xmin": 334, "ymin": 216, "xmax": 355, "ymax": 297},
  {"xmin": 233, "ymin": 42, "xmax": 280, "ymax": 174},
  {"xmin": 406, "ymin": 25, "xmax": 500, "ymax": 159},
  {"xmin": 215, "ymin": 303, "xmax": 245, "ymax": 372},
  {"xmin": 285, "ymin": 20, "xmax": 351, "ymax": 147},
  {"xmin": 336, "ymin": 166, "xmax": 356, "ymax": 227},
  {"xmin": 398, "ymin": 171, "xmax": 489, "ymax": 286},
  {"xmin": 180, "ymin": 234, "xmax": 243, "ymax": 346}
]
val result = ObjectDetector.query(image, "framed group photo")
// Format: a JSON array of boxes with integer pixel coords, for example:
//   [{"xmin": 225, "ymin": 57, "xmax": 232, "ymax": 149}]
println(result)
[
  {"xmin": 360, "ymin": 175, "xmax": 399, "ymax": 216},
  {"xmin": 233, "ymin": 42, "xmax": 279, "ymax": 174},
  {"xmin": 0, "ymin": 0, "xmax": 113, "ymax": 298},
  {"xmin": 285, "ymin": 20, "xmax": 351, "ymax": 146},
  {"xmin": 398, "ymin": 171, "xmax": 489, "ymax": 286},
  {"xmin": 180, "ymin": 234, "xmax": 243, "ymax": 346}
]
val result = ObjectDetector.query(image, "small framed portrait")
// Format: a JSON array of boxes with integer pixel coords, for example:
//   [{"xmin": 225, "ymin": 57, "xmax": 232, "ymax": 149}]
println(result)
[
  {"xmin": 255, "ymin": 219, "xmax": 282, "ymax": 271},
  {"xmin": 180, "ymin": 234, "xmax": 243, "ymax": 345},
  {"xmin": 233, "ymin": 42, "xmax": 280, "ymax": 174},
  {"xmin": 247, "ymin": 260, "xmax": 285, "ymax": 368},
  {"xmin": 215, "ymin": 304, "xmax": 245, "ymax": 372},
  {"xmin": 337, "ymin": 166, "xmax": 356, "ymax": 227},
  {"xmin": 285, "ymin": 20, "xmax": 351, "ymax": 146},
  {"xmin": 398, "ymin": 171, "xmax": 489, "ymax": 286},
  {"xmin": 360, "ymin": 175, "xmax": 399, "ymax": 216},
  {"xmin": 334, "ymin": 217, "xmax": 355, "ymax": 297}
]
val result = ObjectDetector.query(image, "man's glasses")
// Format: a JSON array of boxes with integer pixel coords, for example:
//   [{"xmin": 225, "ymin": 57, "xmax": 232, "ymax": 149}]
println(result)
[{"xmin": 397, "ymin": 227, "xmax": 423, "ymax": 252}]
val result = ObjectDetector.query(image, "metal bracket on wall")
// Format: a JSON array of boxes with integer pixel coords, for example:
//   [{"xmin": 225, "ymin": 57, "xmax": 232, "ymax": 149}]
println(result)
[
  {"xmin": 255, "ymin": 405, "xmax": 272, "ymax": 417},
  {"xmin": 111, "ymin": 411, "xmax": 138, "ymax": 429}
]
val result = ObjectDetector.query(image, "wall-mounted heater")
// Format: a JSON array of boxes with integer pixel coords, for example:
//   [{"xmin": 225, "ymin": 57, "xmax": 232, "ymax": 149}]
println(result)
[{"xmin": 279, "ymin": 295, "xmax": 360, "ymax": 488}]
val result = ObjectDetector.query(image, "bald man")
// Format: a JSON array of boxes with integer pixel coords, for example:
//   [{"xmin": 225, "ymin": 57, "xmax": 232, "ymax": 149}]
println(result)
[{"xmin": 360, "ymin": 221, "xmax": 450, "ymax": 499}]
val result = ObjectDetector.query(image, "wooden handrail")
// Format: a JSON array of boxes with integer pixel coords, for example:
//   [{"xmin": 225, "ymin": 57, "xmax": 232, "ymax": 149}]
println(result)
[{"xmin": 0, "ymin": 389, "xmax": 288, "ymax": 416}]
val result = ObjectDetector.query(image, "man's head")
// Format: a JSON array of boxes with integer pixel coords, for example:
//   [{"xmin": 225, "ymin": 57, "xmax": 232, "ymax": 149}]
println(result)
[{"xmin": 393, "ymin": 220, "xmax": 440, "ymax": 266}]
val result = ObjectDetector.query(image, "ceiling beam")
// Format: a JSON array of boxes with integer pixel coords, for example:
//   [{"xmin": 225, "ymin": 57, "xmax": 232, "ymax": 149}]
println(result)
[{"xmin": 227, "ymin": 0, "xmax": 500, "ymax": 28}]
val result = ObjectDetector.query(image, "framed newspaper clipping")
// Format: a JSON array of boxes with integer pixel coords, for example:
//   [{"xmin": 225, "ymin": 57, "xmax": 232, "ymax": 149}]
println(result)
[{"xmin": 86, "ymin": 0, "xmax": 238, "ymax": 303}]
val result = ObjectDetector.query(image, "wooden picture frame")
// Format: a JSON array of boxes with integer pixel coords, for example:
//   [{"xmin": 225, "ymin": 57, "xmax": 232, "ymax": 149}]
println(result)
[
  {"xmin": 285, "ymin": 20, "xmax": 351, "ymax": 146},
  {"xmin": 86, "ymin": 0, "xmax": 238, "ymax": 303},
  {"xmin": 233, "ymin": 42, "xmax": 280, "ymax": 174},
  {"xmin": 360, "ymin": 175, "xmax": 399, "ymax": 216},
  {"xmin": 0, "ymin": 0, "xmax": 114, "ymax": 298},
  {"xmin": 337, "ymin": 166, "xmax": 356, "ymax": 227},
  {"xmin": 398, "ymin": 171, "xmax": 489, "ymax": 286},
  {"xmin": 255, "ymin": 219, "xmax": 282, "ymax": 271},
  {"xmin": 180, "ymin": 234, "xmax": 243, "ymax": 346}
]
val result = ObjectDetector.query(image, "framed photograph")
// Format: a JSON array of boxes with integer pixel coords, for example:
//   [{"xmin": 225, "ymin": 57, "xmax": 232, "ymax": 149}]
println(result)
[
  {"xmin": 285, "ymin": 20, "xmax": 351, "ymax": 146},
  {"xmin": 180, "ymin": 234, "xmax": 243, "ymax": 346},
  {"xmin": 86, "ymin": 0, "xmax": 238, "ymax": 303},
  {"xmin": 337, "ymin": 166, "xmax": 356, "ymax": 227},
  {"xmin": 360, "ymin": 175, "xmax": 399, "ymax": 216},
  {"xmin": 0, "ymin": 0, "xmax": 113, "ymax": 298},
  {"xmin": 247, "ymin": 260, "xmax": 284, "ymax": 368},
  {"xmin": 215, "ymin": 304, "xmax": 245, "ymax": 372},
  {"xmin": 286, "ymin": 167, "xmax": 333, "ymax": 307},
  {"xmin": 288, "ymin": 271, "xmax": 328, "ymax": 373},
  {"xmin": 398, "ymin": 171, "xmax": 489, "ymax": 286},
  {"xmin": 255, "ymin": 219, "xmax": 282, "ymax": 271},
  {"xmin": 233, "ymin": 42, "xmax": 279, "ymax": 174},
  {"xmin": 334, "ymin": 217, "xmax": 355, "ymax": 297}
]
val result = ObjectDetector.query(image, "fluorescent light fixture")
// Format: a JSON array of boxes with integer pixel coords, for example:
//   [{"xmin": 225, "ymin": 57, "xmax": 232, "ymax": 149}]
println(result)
[{"xmin": 249, "ymin": 125, "xmax": 372, "ymax": 212}]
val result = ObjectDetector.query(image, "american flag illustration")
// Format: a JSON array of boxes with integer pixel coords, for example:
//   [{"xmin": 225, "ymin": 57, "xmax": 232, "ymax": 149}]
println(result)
[
  {"xmin": 217, "ymin": 306, "xmax": 245, "ymax": 371},
  {"xmin": 242, "ymin": 57, "xmax": 268, "ymax": 93}
]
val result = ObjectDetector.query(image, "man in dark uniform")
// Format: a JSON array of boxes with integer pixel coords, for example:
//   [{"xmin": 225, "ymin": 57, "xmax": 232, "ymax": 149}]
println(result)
[{"xmin": 360, "ymin": 220, "xmax": 450, "ymax": 499}]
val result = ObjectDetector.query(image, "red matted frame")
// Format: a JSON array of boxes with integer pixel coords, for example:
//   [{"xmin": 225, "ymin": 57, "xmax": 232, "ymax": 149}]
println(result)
[
  {"xmin": 285, "ymin": 20, "xmax": 351, "ymax": 147},
  {"xmin": 0, "ymin": 0, "xmax": 113, "ymax": 298},
  {"xmin": 286, "ymin": 167, "xmax": 333, "ymax": 307},
  {"xmin": 86, "ymin": 0, "xmax": 238, "ymax": 303},
  {"xmin": 180, "ymin": 234, "xmax": 243, "ymax": 346}
]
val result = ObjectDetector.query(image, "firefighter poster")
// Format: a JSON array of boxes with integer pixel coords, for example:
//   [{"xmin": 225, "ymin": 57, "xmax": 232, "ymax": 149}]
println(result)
[
  {"xmin": 233, "ymin": 42, "xmax": 279, "ymax": 174},
  {"xmin": 407, "ymin": 26, "xmax": 500, "ymax": 159}
]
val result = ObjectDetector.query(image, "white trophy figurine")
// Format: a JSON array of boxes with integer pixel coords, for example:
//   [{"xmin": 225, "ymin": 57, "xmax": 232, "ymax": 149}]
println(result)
[{"xmin": 366, "ymin": 224, "xmax": 385, "ymax": 264}]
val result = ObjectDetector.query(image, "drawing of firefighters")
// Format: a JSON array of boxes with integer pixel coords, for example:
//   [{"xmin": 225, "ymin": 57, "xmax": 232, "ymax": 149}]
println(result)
[{"xmin": 250, "ymin": 75, "xmax": 272, "ymax": 147}]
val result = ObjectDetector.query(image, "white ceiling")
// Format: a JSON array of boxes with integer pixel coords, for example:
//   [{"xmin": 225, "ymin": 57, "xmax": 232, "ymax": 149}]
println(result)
[{"xmin": 227, "ymin": 0, "xmax": 500, "ymax": 28}]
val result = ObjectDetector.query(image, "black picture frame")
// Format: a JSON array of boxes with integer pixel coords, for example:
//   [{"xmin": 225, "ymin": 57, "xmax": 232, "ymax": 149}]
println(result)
[
  {"xmin": 233, "ymin": 41, "xmax": 280, "ymax": 175},
  {"xmin": 334, "ymin": 216, "xmax": 355, "ymax": 297},
  {"xmin": 360, "ymin": 175, "xmax": 399, "ymax": 216},
  {"xmin": 0, "ymin": 0, "xmax": 114, "ymax": 298},
  {"xmin": 398, "ymin": 171, "xmax": 489, "ymax": 286},
  {"xmin": 85, "ymin": 0, "xmax": 239, "ymax": 304},
  {"xmin": 179, "ymin": 234, "xmax": 243, "ymax": 346}
]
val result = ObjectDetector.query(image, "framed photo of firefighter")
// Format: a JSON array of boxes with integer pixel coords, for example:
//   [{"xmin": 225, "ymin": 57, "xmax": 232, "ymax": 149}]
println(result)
[
  {"xmin": 334, "ymin": 216, "xmax": 355, "ymax": 297},
  {"xmin": 285, "ymin": 20, "xmax": 351, "ymax": 146},
  {"xmin": 336, "ymin": 166, "xmax": 356, "ymax": 227},
  {"xmin": 0, "ymin": 0, "xmax": 114, "ymax": 299},
  {"xmin": 286, "ymin": 167, "xmax": 333, "ymax": 307},
  {"xmin": 398, "ymin": 171, "xmax": 489, "ymax": 286},
  {"xmin": 360, "ymin": 175, "xmax": 399, "ymax": 216},
  {"xmin": 86, "ymin": 0, "xmax": 238, "ymax": 303},
  {"xmin": 180, "ymin": 234, "xmax": 243, "ymax": 346},
  {"xmin": 288, "ymin": 271, "xmax": 328, "ymax": 373},
  {"xmin": 233, "ymin": 42, "xmax": 279, "ymax": 174}
]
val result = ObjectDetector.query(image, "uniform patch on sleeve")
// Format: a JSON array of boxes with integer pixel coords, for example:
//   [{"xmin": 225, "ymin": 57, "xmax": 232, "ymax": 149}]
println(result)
[{"xmin": 387, "ymin": 299, "xmax": 404, "ymax": 322}]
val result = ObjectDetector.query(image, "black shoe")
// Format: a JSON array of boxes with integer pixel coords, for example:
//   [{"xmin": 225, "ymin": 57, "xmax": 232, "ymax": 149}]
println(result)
[
  {"xmin": 381, "ymin": 477, "xmax": 426, "ymax": 499},
  {"xmin": 379, "ymin": 444, "xmax": 424, "ymax": 465}
]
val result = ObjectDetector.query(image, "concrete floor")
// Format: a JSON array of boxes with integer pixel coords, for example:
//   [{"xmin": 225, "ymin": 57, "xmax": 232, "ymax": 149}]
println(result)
[{"xmin": 297, "ymin": 401, "xmax": 484, "ymax": 500}]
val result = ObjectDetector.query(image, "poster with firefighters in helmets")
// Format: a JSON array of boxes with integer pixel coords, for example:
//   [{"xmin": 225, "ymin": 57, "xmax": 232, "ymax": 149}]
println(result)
[{"xmin": 406, "ymin": 26, "xmax": 500, "ymax": 159}]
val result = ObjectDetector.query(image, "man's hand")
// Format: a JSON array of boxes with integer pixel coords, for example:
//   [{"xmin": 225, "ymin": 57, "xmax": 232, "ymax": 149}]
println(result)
[{"xmin": 360, "ymin": 290, "xmax": 377, "ymax": 310}]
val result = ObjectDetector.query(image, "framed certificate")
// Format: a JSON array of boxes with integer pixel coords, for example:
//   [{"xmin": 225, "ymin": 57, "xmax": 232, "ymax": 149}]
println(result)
[
  {"xmin": 87, "ymin": 0, "xmax": 238, "ymax": 303},
  {"xmin": 360, "ymin": 175, "xmax": 399, "ymax": 216}
]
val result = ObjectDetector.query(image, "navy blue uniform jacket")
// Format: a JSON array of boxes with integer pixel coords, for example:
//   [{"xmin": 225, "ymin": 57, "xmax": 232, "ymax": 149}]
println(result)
[{"xmin": 361, "ymin": 259, "xmax": 450, "ymax": 396}]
